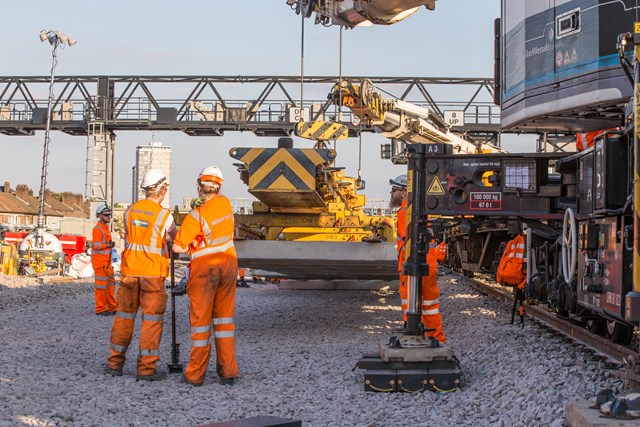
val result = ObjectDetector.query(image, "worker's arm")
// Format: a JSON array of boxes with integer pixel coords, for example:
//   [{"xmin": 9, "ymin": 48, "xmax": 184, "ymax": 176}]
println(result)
[
  {"xmin": 171, "ymin": 210, "xmax": 199, "ymax": 254},
  {"xmin": 91, "ymin": 226, "xmax": 110, "ymax": 251}
]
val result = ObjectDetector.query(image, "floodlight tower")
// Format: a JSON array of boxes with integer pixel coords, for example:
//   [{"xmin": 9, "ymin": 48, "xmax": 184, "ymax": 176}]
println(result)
[{"xmin": 35, "ymin": 29, "xmax": 77, "ymax": 248}]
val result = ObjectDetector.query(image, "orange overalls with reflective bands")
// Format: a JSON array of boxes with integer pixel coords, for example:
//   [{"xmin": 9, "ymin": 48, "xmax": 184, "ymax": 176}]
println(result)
[
  {"xmin": 174, "ymin": 194, "xmax": 238, "ymax": 385},
  {"xmin": 91, "ymin": 221, "xmax": 116, "ymax": 314},
  {"xmin": 108, "ymin": 199, "xmax": 172, "ymax": 376},
  {"xmin": 397, "ymin": 200, "xmax": 446, "ymax": 342},
  {"xmin": 496, "ymin": 234, "xmax": 526, "ymax": 287}
]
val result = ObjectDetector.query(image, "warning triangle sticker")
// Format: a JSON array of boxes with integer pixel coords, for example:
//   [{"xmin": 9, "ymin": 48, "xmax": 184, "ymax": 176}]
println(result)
[{"xmin": 427, "ymin": 176, "xmax": 445, "ymax": 195}]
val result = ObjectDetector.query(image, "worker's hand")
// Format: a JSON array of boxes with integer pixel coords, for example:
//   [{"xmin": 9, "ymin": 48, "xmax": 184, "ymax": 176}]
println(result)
[
  {"xmin": 107, "ymin": 241, "xmax": 116, "ymax": 248},
  {"xmin": 190, "ymin": 197, "xmax": 205, "ymax": 209},
  {"xmin": 381, "ymin": 217, "xmax": 394, "ymax": 228}
]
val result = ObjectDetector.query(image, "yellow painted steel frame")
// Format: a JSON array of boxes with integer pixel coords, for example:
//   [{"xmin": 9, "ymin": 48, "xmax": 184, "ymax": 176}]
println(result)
[{"xmin": 231, "ymin": 147, "xmax": 395, "ymax": 242}]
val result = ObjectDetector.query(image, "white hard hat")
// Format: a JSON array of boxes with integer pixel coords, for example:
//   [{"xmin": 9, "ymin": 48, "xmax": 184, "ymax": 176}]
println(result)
[
  {"xmin": 96, "ymin": 203, "xmax": 111, "ymax": 216},
  {"xmin": 389, "ymin": 174, "xmax": 407, "ymax": 189},
  {"xmin": 140, "ymin": 168, "xmax": 168, "ymax": 190},
  {"xmin": 198, "ymin": 166, "xmax": 224, "ymax": 186}
]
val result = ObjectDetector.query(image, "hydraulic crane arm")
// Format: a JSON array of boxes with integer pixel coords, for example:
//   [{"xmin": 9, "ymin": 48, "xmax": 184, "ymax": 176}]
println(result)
[{"xmin": 332, "ymin": 79, "xmax": 505, "ymax": 154}]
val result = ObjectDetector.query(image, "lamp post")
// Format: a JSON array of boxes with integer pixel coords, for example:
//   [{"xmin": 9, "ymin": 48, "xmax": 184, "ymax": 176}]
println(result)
[{"xmin": 35, "ymin": 30, "xmax": 77, "ymax": 248}]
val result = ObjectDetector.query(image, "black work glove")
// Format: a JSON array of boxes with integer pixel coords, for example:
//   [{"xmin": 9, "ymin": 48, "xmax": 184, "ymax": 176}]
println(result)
[{"xmin": 107, "ymin": 241, "xmax": 116, "ymax": 248}]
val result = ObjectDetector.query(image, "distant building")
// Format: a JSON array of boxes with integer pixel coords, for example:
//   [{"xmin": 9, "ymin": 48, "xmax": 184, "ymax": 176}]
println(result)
[
  {"xmin": 133, "ymin": 142, "xmax": 172, "ymax": 208},
  {"xmin": 0, "ymin": 181, "xmax": 90, "ymax": 235}
]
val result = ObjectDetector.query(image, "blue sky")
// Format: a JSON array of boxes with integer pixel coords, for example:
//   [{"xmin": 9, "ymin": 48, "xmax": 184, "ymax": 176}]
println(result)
[{"xmin": 0, "ymin": 1, "xmax": 527, "ymax": 206}]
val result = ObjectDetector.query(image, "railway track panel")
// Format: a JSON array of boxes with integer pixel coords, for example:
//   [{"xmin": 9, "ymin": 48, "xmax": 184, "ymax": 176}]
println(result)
[{"xmin": 445, "ymin": 268, "xmax": 640, "ymax": 377}]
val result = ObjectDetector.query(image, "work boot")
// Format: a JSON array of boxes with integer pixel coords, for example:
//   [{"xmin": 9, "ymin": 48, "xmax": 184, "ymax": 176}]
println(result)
[
  {"xmin": 181, "ymin": 374, "xmax": 202, "ymax": 387},
  {"xmin": 136, "ymin": 371, "xmax": 167, "ymax": 382},
  {"xmin": 104, "ymin": 366, "xmax": 123, "ymax": 377},
  {"xmin": 97, "ymin": 311, "xmax": 112, "ymax": 317},
  {"xmin": 220, "ymin": 377, "xmax": 237, "ymax": 386}
]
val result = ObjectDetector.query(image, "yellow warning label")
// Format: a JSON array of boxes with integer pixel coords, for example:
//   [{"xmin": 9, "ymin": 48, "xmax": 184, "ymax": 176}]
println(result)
[
  {"xmin": 427, "ymin": 176, "xmax": 445, "ymax": 195},
  {"xmin": 635, "ymin": 22, "xmax": 640, "ymax": 34}
]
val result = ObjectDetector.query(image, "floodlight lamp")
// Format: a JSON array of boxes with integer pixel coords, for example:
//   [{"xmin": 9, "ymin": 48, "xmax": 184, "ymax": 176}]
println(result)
[
  {"xmin": 67, "ymin": 38, "xmax": 77, "ymax": 46},
  {"xmin": 58, "ymin": 33, "xmax": 69, "ymax": 45},
  {"xmin": 39, "ymin": 30, "xmax": 48, "ymax": 42}
]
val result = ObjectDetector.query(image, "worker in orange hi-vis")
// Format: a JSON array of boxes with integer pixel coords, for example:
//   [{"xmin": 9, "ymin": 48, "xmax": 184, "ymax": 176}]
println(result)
[
  {"xmin": 105, "ymin": 168, "xmax": 177, "ymax": 381},
  {"xmin": 172, "ymin": 165, "xmax": 239, "ymax": 387},
  {"xmin": 385, "ymin": 174, "xmax": 446, "ymax": 343},
  {"xmin": 91, "ymin": 204, "xmax": 116, "ymax": 316},
  {"xmin": 385, "ymin": 174, "xmax": 409, "ymax": 325}
]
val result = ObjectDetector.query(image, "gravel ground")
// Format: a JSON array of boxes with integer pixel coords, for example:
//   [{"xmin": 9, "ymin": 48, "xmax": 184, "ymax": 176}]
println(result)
[{"xmin": 0, "ymin": 269, "xmax": 626, "ymax": 427}]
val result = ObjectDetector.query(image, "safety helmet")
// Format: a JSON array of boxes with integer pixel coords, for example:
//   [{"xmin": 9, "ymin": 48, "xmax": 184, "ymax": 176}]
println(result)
[
  {"xmin": 198, "ymin": 165, "xmax": 224, "ymax": 186},
  {"xmin": 389, "ymin": 174, "xmax": 407, "ymax": 189},
  {"xmin": 96, "ymin": 203, "xmax": 111, "ymax": 216},
  {"xmin": 140, "ymin": 168, "xmax": 168, "ymax": 190}
]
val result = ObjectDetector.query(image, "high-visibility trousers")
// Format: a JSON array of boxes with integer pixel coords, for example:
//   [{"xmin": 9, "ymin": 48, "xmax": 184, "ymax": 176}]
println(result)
[
  {"xmin": 185, "ymin": 253, "xmax": 239, "ymax": 385},
  {"xmin": 398, "ymin": 273, "xmax": 446, "ymax": 343},
  {"xmin": 421, "ymin": 274, "xmax": 446, "ymax": 343},
  {"xmin": 93, "ymin": 264, "xmax": 116, "ymax": 314},
  {"xmin": 108, "ymin": 276, "xmax": 167, "ymax": 376}
]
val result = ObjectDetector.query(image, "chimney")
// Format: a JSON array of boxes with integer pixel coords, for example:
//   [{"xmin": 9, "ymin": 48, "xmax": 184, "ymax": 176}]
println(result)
[
  {"xmin": 16, "ymin": 184, "xmax": 30, "ymax": 198},
  {"xmin": 3, "ymin": 181, "xmax": 9, "ymax": 193}
]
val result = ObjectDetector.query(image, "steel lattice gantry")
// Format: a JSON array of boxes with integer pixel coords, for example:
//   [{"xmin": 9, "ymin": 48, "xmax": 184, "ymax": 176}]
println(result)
[{"xmin": 0, "ymin": 75, "xmax": 501, "ymax": 141}]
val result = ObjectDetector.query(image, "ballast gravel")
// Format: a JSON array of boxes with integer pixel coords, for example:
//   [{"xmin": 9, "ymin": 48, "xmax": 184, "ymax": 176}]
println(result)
[{"xmin": 0, "ymin": 269, "xmax": 625, "ymax": 427}]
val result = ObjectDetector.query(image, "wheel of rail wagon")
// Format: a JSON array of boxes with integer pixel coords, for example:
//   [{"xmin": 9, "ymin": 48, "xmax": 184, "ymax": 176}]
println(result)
[
  {"xmin": 606, "ymin": 321, "xmax": 634, "ymax": 345},
  {"xmin": 561, "ymin": 208, "xmax": 577, "ymax": 285},
  {"xmin": 586, "ymin": 318, "xmax": 605, "ymax": 335}
]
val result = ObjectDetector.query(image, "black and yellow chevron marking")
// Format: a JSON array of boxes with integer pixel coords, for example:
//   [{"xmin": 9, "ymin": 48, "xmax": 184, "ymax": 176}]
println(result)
[
  {"xmin": 232, "ymin": 147, "xmax": 334, "ymax": 192},
  {"xmin": 295, "ymin": 120, "xmax": 349, "ymax": 141}
]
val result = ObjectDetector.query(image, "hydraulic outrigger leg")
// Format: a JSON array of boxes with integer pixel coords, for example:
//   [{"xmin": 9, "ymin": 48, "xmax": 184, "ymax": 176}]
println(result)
[{"xmin": 356, "ymin": 143, "xmax": 461, "ymax": 393}]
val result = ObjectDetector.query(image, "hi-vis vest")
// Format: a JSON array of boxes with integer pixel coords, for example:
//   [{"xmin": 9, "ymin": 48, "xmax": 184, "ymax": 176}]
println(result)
[
  {"xmin": 121, "ymin": 199, "xmax": 171, "ymax": 277},
  {"xmin": 576, "ymin": 128, "xmax": 617, "ymax": 151},
  {"xmin": 178, "ymin": 195, "xmax": 236, "ymax": 262},
  {"xmin": 436, "ymin": 242, "xmax": 447, "ymax": 263},
  {"xmin": 496, "ymin": 234, "xmax": 526, "ymax": 286},
  {"xmin": 91, "ymin": 221, "xmax": 112, "ymax": 267}
]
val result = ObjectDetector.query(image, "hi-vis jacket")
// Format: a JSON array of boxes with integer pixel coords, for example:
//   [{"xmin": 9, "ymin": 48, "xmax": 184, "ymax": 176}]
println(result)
[
  {"xmin": 121, "ymin": 199, "xmax": 173, "ymax": 277},
  {"xmin": 496, "ymin": 234, "xmax": 526, "ymax": 286},
  {"xmin": 91, "ymin": 221, "xmax": 112, "ymax": 268},
  {"xmin": 174, "ymin": 194, "xmax": 236, "ymax": 261}
]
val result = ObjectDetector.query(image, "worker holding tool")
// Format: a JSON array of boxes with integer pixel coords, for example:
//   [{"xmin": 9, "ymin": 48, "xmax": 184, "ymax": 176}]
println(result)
[
  {"xmin": 92, "ymin": 204, "xmax": 117, "ymax": 316},
  {"xmin": 385, "ymin": 174, "xmax": 446, "ymax": 343},
  {"xmin": 172, "ymin": 165, "xmax": 239, "ymax": 386},
  {"xmin": 105, "ymin": 169, "xmax": 176, "ymax": 381}
]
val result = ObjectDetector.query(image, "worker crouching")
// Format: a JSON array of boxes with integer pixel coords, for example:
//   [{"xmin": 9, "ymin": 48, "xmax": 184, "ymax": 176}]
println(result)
[
  {"xmin": 106, "ymin": 169, "xmax": 177, "ymax": 381},
  {"xmin": 172, "ymin": 166, "xmax": 239, "ymax": 386}
]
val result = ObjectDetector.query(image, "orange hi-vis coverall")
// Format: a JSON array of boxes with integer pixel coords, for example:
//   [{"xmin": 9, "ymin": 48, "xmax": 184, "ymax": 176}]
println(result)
[
  {"xmin": 108, "ymin": 199, "xmax": 174, "ymax": 376},
  {"xmin": 396, "ymin": 199, "xmax": 446, "ymax": 343},
  {"xmin": 91, "ymin": 221, "xmax": 116, "ymax": 314},
  {"xmin": 174, "ymin": 194, "xmax": 239, "ymax": 385}
]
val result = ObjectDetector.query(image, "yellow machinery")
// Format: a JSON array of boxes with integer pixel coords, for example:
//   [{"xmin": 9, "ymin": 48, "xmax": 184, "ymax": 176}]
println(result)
[
  {"xmin": 0, "ymin": 243, "xmax": 19, "ymax": 275},
  {"xmin": 229, "ymin": 138, "xmax": 394, "ymax": 242}
]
